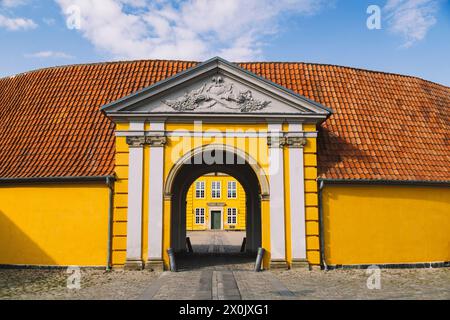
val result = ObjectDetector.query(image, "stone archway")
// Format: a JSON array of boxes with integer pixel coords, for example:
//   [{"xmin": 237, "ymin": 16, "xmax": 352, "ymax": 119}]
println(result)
[
  {"xmin": 165, "ymin": 145, "xmax": 268, "ymax": 255},
  {"xmin": 102, "ymin": 57, "xmax": 329, "ymax": 271}
]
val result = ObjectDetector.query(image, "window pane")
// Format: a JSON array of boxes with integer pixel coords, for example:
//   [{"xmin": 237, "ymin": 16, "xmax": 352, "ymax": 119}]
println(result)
[
  {"xmin": 212, "ymin": 181, "xmax": 221, "ymax": 198},
  {"xmin": 227, "ymin": 208, "xmax": 237, "ymax": 224},
  {"xmin": 196, "ymin": 181, "xmax": 205, "ymax": 198},
  {"xmin": 227, "ymin": 181, "xmax": 237, "ymax": 198},
  {"xmin": 195, "ymin": 208, "xmax": 205, "ymax": 224}
]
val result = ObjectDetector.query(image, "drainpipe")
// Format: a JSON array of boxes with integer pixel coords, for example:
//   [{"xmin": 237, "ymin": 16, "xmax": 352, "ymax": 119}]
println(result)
[
  {"xmin": 318, "ymin": 179, "xmax": 327, "ymax": 271},
  {"xmin": 106, "ymin": 176, "xmax": 115, "ymax": 271}
]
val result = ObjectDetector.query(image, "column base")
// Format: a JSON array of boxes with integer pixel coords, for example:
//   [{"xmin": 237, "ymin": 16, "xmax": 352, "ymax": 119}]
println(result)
[
  {"xmin": 124, "ymin": 259, "xmax": 143, "ymax": 271},
  {"xmin": 291, "ymin": 258, "xmax": 310, "ymax": 269},
  {"xmin": 270, "ymin": 259, "xmax": 289, "ymax": 270},
  {"xmin": 145, "ymin": 259, "xmax": 164, "ymax": 272}
]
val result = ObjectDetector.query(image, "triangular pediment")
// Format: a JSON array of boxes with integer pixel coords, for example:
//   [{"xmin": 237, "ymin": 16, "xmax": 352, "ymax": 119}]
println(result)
[{"xmin": 101, "ymin": 57, "xmax": 332, "ymax": 120}]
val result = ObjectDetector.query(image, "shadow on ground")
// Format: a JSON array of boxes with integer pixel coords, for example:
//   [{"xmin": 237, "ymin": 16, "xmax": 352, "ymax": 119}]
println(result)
[{"xmin": 175, "ymin": 253, "xmax": 256, "ymax": 271}]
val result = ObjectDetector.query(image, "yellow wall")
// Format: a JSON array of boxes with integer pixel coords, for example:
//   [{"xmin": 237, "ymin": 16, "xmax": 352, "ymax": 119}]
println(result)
[
  {"xmin": 186, "ymin": 174, "xmax": 246, "ymax": 231},
  {"xmin": 112, "ymin": 134, "xmax": 129, "ymax": 267},
  {"xmin": 0, "ymin": 183, "xmax": 109, "ymax": 266},
  {"xmin": 323, "ymin": 184, "xmax": 450, "ymax": 265},
  {"xmin": 303, "ymin": 124, "xmax": 320, "ymax": 266},
  {"xmin": 112, "ymin": 121, "xmax": 320, "ymax": 269}
]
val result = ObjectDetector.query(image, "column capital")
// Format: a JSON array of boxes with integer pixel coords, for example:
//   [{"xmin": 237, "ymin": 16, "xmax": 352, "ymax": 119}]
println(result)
[
  {"xmin": 126, "ymin": 136, "xmax": 146, "ymax": 147},
  {"xmin": 163, "ymin": 193, "xmax": 173, "ymax": 201},
  {"xmin": 126, "ymin": 135, "xmax": 168, "ymax": 147},
  {"xmin": 146, "ymin": 135, "xmax": 167, "ymax": 147},
  {"xmin": 285, "ymin": 136, "xmax": 307, "ymax": 148},
  {"xmin": 267, "ymin": 136, "xmax": 307, "ymax": 148},
  {"xmin": 267, "ymin": 136, "xmax": 286, "ymax": 148}
]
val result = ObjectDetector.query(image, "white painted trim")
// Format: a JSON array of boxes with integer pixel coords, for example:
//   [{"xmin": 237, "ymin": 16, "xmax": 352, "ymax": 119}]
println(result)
[
  {"xmin": 195, "ymin": 180, "xmax": 206, "ymax": 199},
  {"xmin": 115, "ymin": 130, "xmax": 318, "ymax": 138},
  {"xmin": 126, "ymin": 122, "xmax": 144, "ymax": 262},
  {"xmin": 288, "ymin": 123, "xmax": 307, "ymax": 260},
  {"xmin": 194, "ymin": 207, "xmax": 206, "ymax": 226},
  {"xmin": 109, "ymin": 114, "xmax": 328, "ymax": 123},
  {"xmin": 115, "ymin": 130, "xmax": 146, "ymax": 136},
  {"xmin": 147, "ymin": 121, "xmax": 165, "ymax": 261},
  {"xmin": 225, "ymin": 207, "xmax": 238, "ymax": 226},
  {"xmin": 211, "ymin": 180, "xmax": 222, "ymax": 199},
  {"xmin": 129, "ymin": 121, "xmax": 145, "ymax": 130},
  {"xmin": 268, "ymin": 123, "xmax": 286, "ymax": 261},
  {"xmin": 227, "ymin": 180, "xmax": 237, "ymax": 199},
  {"xmin": 151, "ymin": 121, "xmax": 165, "ymax": 131}
]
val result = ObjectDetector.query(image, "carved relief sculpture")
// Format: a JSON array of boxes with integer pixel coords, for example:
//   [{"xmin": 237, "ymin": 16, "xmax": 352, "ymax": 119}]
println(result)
[{"xmin": 163, "ymin": 76, "xmax": 271, "ymax": 112}]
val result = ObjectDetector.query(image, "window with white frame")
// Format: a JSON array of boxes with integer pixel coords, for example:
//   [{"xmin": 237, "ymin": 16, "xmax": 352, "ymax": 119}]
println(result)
[
  {"xmin": 195, "ymin": 208, "xmax": 205, "ymax": 225},
  {"xmin": 227, "ymin": 208, "xmax": 237, "ymax": 225},
  {"xmin": 211, "ymin": 181, "xmax": 221, "ymax": 199},
  {"xmin": 195, "ymin": 181, "xmax": 205, "ymax": 199},
  {"xmin": 227, "ymin": 181, "xmax": 237, "ymax": 199}
]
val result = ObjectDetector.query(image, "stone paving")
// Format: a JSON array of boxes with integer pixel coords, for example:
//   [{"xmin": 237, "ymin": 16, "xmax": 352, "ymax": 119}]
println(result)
[
  {"xmin": 187, "ymin": 230, "xmax": 246, "ymax": 254},
  {"xmin": 1, "ymin": 231, "xmax": 449, "ymax": 300},
  {"xmin": 275, "ymin": 267, "xmax": 450, "ymax": 300},
  {"xmin": 0, "ymin": 268, "xmax": 160, "ymax": 300}
]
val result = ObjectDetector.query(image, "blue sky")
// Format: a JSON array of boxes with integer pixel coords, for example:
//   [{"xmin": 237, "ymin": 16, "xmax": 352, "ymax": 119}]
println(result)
[{"xmin": 0, "ymin": 0, "xmax": 449, "ymax": 85}]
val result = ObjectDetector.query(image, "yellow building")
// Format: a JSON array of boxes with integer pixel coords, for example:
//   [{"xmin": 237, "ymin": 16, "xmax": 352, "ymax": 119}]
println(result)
[
  {"xmin": 0, "ymin": 57, "xmax": 449, "ymax": 271},
  {"xmin": 186, "ymin": 173, "xmax": 246, "ymax": 231}
]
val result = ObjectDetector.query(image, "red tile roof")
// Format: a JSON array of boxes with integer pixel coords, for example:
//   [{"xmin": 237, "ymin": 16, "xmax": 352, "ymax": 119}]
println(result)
[{"xmin": 0, "ymin": 60, "xmax": 448, "ymax": 182}]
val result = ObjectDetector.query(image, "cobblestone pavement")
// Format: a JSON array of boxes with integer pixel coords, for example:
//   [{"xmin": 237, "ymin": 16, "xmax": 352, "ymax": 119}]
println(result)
[
  {"xmin": 1, "ymin": 231, "xmax": 449, "ymax": 300},
  {"xmin": 274, "ymin": 267, "xmax": 450, "ymax": 300},
  {"xmin": 0, "ymin": 268, "xmax": 160, "ymax": 300}
]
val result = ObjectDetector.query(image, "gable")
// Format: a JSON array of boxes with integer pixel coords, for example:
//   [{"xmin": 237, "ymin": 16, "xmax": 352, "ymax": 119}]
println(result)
[
  {"xmin": 131, "ymin": 73, "xmax": 310, "ymax": 114},
  {"xmin": 101, "ymin": 57, "xmax": 331, "ymax": 121}
]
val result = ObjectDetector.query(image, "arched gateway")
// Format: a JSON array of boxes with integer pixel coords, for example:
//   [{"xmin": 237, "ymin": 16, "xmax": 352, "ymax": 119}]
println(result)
[
  {"xmin": 166, "ymin": 144, "xmax": 268, "ymax": 254},
  {"xmin": 102, "ymin": 57, "xmax": 331, "ymax": 270}
]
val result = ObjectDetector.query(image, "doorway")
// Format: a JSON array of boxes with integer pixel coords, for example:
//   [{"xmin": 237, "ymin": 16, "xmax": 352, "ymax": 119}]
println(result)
[{"xmin": 210, "ymin": 210, "xmax": 222, "ymax": 230}]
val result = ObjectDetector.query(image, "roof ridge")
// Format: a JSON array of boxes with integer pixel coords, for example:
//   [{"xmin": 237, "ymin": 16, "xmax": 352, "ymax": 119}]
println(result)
[
  {"xmin": 0, "ymin": 58, "xmax": 199, "ymax": 82},
  {"xmin": 239, "ymin": 60, "xmax": 450, "ymax": 89},
  {"xmin": 1, "ymin": 58, "xmax": 448, "ymax": 89}
]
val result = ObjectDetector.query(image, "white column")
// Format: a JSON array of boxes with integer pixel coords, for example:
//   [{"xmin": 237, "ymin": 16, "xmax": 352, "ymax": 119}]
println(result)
[
  {"xmin": 288, "ymin": 123, "xmax": 308, "ymax": 266},
  {"xmin": 268, "ymin": 123, "xmax": 286, "ymax": 266},
  {"xmin": 125, "ymin": 121, "xmax": 145, "ymax": 270},
  {"xmin": 146, "ymin": 121, "xmax": 166, "ymax": 271}
]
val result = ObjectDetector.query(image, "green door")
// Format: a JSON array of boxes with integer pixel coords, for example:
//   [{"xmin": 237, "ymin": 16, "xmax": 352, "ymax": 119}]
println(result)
[{"xmin": 211, "ymin": 211, "xmax": 221, "ymax": 230}]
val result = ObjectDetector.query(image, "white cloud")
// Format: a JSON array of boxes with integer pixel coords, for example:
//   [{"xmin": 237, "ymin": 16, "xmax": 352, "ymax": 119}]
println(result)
[
  {"xmin": 384, "ymin": 0, "xmax": 439, "ymax": 48},
  {"xmin": 24, "ymin": 51, "xmax": 75, "ymax": 59},
  {"xmin": 55, "ymin": 0, "xmax": 325, "ymax": 61},
  {"xmin": 0, "ymin": 0, "xmax": 28, "ymax": 7},
  {"xmin": 0, "ymin": 0, "xmax": 37, "ymax": 31},
  {"xmin": 0, "ymin": 14, "xmax": 36, "ymax": 30}
]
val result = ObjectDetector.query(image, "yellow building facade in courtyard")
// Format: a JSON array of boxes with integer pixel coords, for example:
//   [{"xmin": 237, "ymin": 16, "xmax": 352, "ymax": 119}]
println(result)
[{"xmin": 186, "ymin": 174, "xmax": 246, "ymax": 231}]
